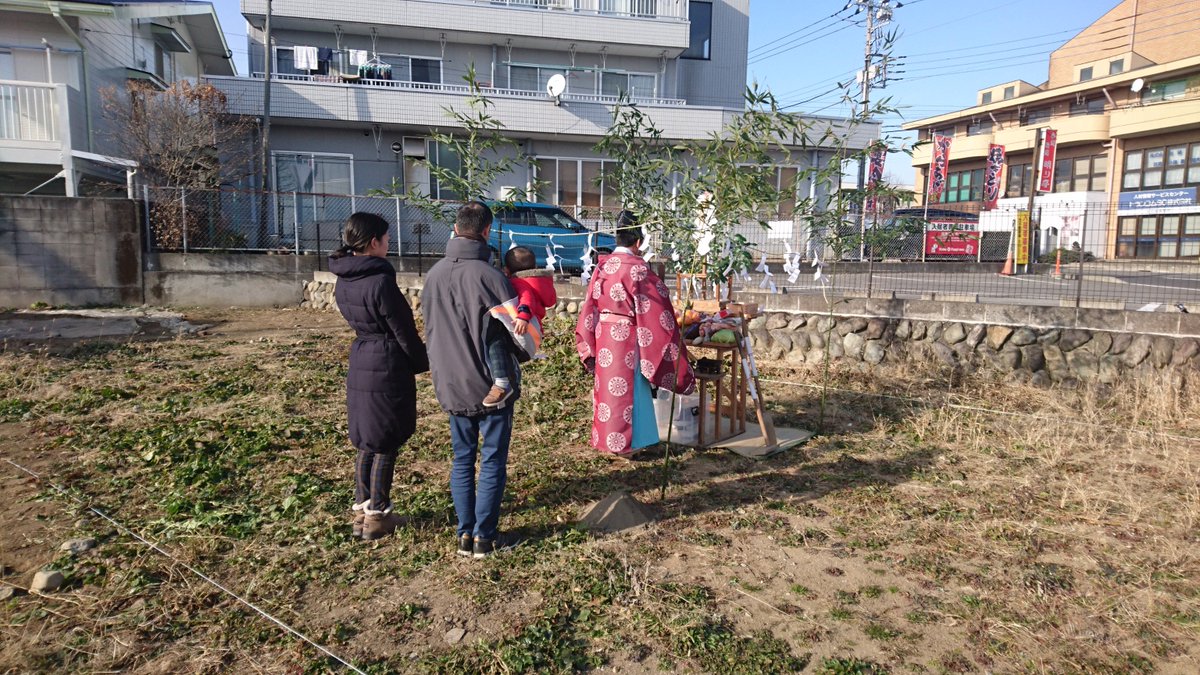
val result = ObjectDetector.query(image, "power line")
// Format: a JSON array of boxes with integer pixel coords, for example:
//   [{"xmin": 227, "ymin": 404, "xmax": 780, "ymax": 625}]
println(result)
[
  {"xmin": 748, "ymin": 15, "xmax": 860, "ymax": 65},
  {"xmin": 749, "ymin": 8, "xmax": 847, "ymax": 56}
]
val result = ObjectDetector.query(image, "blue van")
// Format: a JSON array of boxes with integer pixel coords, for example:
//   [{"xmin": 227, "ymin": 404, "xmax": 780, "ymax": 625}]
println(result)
[{"xmin": 486, "ymin": 202, "xmax": 616, "ymax": 272}]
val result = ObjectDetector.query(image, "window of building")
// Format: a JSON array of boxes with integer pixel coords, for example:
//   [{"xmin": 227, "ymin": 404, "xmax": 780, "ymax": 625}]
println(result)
[
  {"xmin": 981, "ymin": 91, "xmax": 993, "ymax": 105},
  {"xmin": 932, "ymin": 126, "xmax": 955, "ymax": 138},
  {"xmin": 273, "ymin": 47, "xmax": 331, "ymax": 77},
  {"xmin": 1117, "ymin": 214, "xmax": 1200, "ymax": 259},
  {"xmin": 682, "ymin": 1, "xmax": 712, "ymax": 60},
  {"xmin": 153, "ymin": 43, "xmax": 175, "ymax": 81},
  {"xmin": 1122, "ymin": 141, "xmax": 1200, "ymax": 189},
  {"xmin": 1069, "ymin": 98, "xmax": 1105, "ymax": 116},
  {"xmin": 600, "ymin": 71, "xmax": 658, "ymax": 99},
  {"xmin": 1005, "ymin": 163, "xmax": 1033, "ymax": 198},
  {"xmin": 509, "ymin": 65, "xmax": 566, "ymax": 92},
  {"xmin": 0, "ymin": 50, "xmax": 15, "ymax": 80},
  {"xmin": 967, "ymin": 120, "xmax": 993, "ymax": 136},
  {"xmin": 1109, "ymin": 59, "xmax": 1124, "ymax": 75},
  {"xmin": 535, "ymin": 157, "xmax": 621, "ymax": 209},
  {"xmin": 411, "ymin": 58, "xmax": 441, "ymax": 84},
  {"xmin": 272, "ymin": 152, "xmax": 355, "ymax": 231},
  {"xmin": 1003, "ymin": 85, "xmax": 1015, "ymax": 100},
  {"xmin": 1053, "ymin": 154, "xmax": 1107, "ymax": 192},
  {"xmin": 376, "ymin": 54, "xmax": 442, "ymax": 84},
  {"xmin": 939, "ymin": 168, "xmax": 984, "ymax": 203},
  {"xmin": 1142, "ymin": 78, "xmax": 1187, "ymax": 103},
  {"xmin": 1078, "ymin": 66, "xmax": 1093, "ymax": 82},
  {"xmin": 1022, "ymin": 107, "xmax": 1051, "ymax": 126},
  {"xmin": 768, "ymin": 166, "xmax": 799, "ymax": 219},
  {"xmin": 429, "ymin": 141, "xmax": 462, "ymax": 201}
]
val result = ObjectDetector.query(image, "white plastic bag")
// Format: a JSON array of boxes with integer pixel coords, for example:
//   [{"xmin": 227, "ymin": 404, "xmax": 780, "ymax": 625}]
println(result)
[{"xmin": 654, "ymin": 389, "xmax": 699, "ymax": 446}]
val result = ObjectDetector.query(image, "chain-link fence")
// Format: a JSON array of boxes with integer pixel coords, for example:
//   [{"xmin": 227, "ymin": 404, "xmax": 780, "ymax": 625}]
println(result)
[
  {"xmin": 733, "ymin": 203, "xmax": 1200, "ymax": 310},
  {"xmin": 142, "ymin": 186, "xmax": 451, "ymax": 258},
  {"xmin": 142, "ymin": 187, "xmax": 1200, "ymax": 309}
]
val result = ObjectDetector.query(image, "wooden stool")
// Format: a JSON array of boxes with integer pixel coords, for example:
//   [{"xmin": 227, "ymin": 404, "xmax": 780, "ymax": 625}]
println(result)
[{"xmin": 692, "ymin": 341, "xmax": 748, "ymax": 447}]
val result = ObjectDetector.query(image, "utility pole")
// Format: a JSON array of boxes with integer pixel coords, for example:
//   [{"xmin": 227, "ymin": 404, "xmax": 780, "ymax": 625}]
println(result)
[
  {"xmin": 261, "ymin": 0, "xmax": 273, "ymax": 195},
  {"xmin": 853, "ymin": 0, "xmax": 898, "ymax": 261}
]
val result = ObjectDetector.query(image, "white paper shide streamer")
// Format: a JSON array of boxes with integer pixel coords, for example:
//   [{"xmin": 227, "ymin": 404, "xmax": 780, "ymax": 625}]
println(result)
[
  {"xmin": 783, "ymin": 242, "xmax": 803, "ymax": 284},
  {"xmin": 580, "ymin": 233, "xmax": 596, "ymax": 285},
  {"xmin": 755, "ymin": 253, "xmax": 777, "ymax": 294},
  {"xmin": 544, "ymin": 235, "xmax": 565, "ymax": 274}
]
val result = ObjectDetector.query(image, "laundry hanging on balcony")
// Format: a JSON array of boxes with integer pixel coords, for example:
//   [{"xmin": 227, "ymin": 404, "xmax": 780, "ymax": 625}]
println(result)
[
  {"xmin": 293, "ymin": 46, "xmax": 319, "ymax": 71},
  {"xmin": 359, "ymin": 58, "xmax": 392, "ymax": 81},
  {"xmin": 348, "ymin": 50, "xmax": 368, "ymax": 67}
]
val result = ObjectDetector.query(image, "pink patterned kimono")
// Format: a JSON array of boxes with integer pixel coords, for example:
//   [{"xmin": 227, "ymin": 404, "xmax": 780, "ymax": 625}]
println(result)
[{"xmin": 575, "ymin": 252, "xmax": 696, "ymax": 456}]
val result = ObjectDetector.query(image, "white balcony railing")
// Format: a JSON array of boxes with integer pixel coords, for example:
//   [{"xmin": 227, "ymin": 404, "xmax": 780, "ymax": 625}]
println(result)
[
  {"xmin": 0, "ymin": 80, "xmax": 58, "ymax": 143},
  {"xmin": 252, "ymin": 72, "xmax": 688, "ymax": 107},
  {"xmin": 456, "ymin": 0, "xmax": 686, "ymax": 20}
]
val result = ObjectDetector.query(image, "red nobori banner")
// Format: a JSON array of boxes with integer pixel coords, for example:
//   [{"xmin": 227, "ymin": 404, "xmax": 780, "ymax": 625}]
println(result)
[
  {"xmin": 927, "ymin": 135, "xmax": 953, "ymax": 202},
  {"xmin": 865, "ymin": 148, "xmax": 886, "ymax": 213},
  {"xmin": 983, "ymin": 144, "xmax": 1006, "ymax": 210},
  {"xmin": 1037, "ymin": 129, "xmax": 1057, "ymax": 193}
]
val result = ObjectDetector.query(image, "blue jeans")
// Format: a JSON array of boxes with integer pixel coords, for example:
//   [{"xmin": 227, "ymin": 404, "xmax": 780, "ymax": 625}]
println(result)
[{"xmin": 449, "ymin": 406, "xmax": 514, "ymax": 541}]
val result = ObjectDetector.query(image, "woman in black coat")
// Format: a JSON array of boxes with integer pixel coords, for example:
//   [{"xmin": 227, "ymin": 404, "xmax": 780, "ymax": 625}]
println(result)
[{"xmin": 329, "ymin": 213, "xmax": 428, "ymax": 540}]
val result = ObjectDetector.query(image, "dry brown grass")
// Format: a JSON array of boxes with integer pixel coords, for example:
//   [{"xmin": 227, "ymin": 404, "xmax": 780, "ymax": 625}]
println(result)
[{"xmin": 0, "ymin": 308, "xmax": 1196, "ymax": 673}]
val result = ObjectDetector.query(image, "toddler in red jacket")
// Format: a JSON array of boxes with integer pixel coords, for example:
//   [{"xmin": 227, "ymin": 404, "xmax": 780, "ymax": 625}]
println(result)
[{"xmin": 483, "ymin": 246, "xmax": 558, "ymax": 407}]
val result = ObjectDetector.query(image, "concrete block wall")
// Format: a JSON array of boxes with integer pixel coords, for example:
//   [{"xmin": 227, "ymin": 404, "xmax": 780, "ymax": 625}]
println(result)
[{"xmin": 0, "ymin": 197, "xmax": 143, "ymax": 308}]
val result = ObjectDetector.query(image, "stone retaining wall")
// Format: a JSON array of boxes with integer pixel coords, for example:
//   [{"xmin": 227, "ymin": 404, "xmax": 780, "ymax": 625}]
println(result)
[
  {"xmin": 744, "ymin": 311, "xmax": 1199, "ymax": 385},
  {"xmin": 303, "ymin": 274, "xmax": 1200, "ymax": 384}
]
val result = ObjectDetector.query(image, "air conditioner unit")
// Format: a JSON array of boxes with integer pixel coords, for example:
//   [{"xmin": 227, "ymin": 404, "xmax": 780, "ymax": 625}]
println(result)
[
  {"xmin": 547, "ymin": 0, "xmax": 571, "ymax": 9},
  {"xmin": 497, "ymin": 185, "xmax": 525, "ymax": 201},
  {"xmin": 401, "ymin": 137, "xmax": 427, "ymax": 158}
]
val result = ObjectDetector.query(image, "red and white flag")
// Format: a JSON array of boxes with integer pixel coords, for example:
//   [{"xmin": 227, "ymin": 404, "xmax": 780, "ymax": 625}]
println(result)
[
  {"xmin": 1037, "ymin": 129, "xmax": 1057, "ymax": 193},
  {"xmin": 928, "ymin": 135, "xmax": 953, "ymax": 203},
  {"xmin": 983, "ymin": 144, "xmax": 1006, "ymax": 210}
]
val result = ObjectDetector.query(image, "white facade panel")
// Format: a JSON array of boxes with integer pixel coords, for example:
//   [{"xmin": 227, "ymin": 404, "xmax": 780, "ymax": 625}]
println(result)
[{"xmin": 242, "ymin": 0, "xmax": 690, "ymax": 54}]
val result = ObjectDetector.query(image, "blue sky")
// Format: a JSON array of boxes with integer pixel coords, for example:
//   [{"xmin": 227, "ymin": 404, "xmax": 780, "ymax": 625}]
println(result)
[{"xmin": 210, "ymin": 0, "xmax": 1121, "ymax": 186}]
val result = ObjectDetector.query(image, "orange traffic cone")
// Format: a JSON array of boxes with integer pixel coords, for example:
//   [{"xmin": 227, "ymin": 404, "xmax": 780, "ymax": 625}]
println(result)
[
  {"xmin": 1000, "ymin": 250, "xmax": 1014, "ymax": 276},
  {"xmin": 1052, "ymin": 248, "xmax": 1062, "ymax": 279}
]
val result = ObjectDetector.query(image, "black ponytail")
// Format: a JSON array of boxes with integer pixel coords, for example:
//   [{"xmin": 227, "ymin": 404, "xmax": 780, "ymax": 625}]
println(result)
[{"xmin": 330, "ymin": 212, "xmax": 390, "ymax": 259}]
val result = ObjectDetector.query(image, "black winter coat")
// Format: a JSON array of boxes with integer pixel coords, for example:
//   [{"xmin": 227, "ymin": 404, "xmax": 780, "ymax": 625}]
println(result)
[{"xmin": 329, "ymin": 254, "xmax": 429, "ymax": 454}]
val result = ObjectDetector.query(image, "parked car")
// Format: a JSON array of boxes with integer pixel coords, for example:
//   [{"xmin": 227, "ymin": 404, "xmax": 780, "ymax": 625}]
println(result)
[{"xmin": 486, "ymin": 202, "xmax": 615, "ymax": 272}]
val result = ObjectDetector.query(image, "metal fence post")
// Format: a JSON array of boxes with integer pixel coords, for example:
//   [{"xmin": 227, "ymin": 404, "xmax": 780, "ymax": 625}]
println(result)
[
  {"xmin": 180, "ymin": 188, "xmax": 188, "ymax": 253},
  {"xmin": 142, "ymin": 184, "xmax": 152, "ymax": 251},
  {"xmin": 272, "ymin": 191, "xmax": 280, "ymax": 239},
  {"xmin": 292, "ymin": 192, "xmax": 300, "ymax": 255},
  {"xmin": 1076, "ymin": 208, "xmax": 1086, "ymax": 309},
  {"xmin": 417, "ymin": 217, "xmax": 424, "ymax": 277},
  {"xmin": 394, "ymin": 197, "xmax": 403, "ymax": 257}
]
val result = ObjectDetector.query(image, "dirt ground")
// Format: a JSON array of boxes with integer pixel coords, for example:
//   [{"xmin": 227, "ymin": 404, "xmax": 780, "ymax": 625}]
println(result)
[{"xmin": 0, "ymin": 307, "xmax": 1198, "ymax": 674}]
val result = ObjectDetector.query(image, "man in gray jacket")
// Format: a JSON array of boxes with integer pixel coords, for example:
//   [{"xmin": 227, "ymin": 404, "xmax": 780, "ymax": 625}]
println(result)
[{"xmin": 422, "ymin": 201, "xmax": 520, "ymax": 558}]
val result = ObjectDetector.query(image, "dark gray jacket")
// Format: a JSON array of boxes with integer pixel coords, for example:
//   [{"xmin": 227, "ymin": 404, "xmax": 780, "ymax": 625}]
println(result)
[{"xmin": 422, "ymin": 236, "xmax": 520, "ymax": 417}]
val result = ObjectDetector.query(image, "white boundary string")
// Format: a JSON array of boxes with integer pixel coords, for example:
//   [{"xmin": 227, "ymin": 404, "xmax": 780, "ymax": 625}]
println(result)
[
  {"xmin": 759, "ymin": 377, "xmax": 1200, "ymax": 444},
  {"xmin": 2, "ymin": 458, "xmax": 368, "ymax": 675}
]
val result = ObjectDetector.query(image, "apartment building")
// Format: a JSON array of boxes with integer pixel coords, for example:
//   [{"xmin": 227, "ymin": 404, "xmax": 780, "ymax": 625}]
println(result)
[
  {"xmin": 903, "ymin": 0, "xmax": 1200, "ymax": 260},
  {"xmin": 210, "ymin": 0, "xmax": 876, "ymax": 227},
  {"xmin": 0, "ymin": 0, "xmax": 235, "ymax": 196}
]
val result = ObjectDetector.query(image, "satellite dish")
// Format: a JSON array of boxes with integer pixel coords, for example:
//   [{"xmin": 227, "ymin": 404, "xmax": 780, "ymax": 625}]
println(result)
[
  {"xmin": 546, "ymin": 73, "xmax": 567, "ymax": 104},
  {"xmin": 1131, "ymin": 78, "xmax": 1145, "ymax": 93}
]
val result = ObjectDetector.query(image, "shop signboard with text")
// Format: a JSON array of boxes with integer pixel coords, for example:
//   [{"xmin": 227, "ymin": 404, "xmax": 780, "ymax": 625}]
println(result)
[
  {"xmin": 1117, "ymin": 187, "xmax": 1197, "ymax": 215},
  {"xmin": 1015, "ymin": 211, "xmax": 1031, "ymax": 265},
  {"xmin": 924, "ymin": 221, "xmax": 980, "ymax": 257}
]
